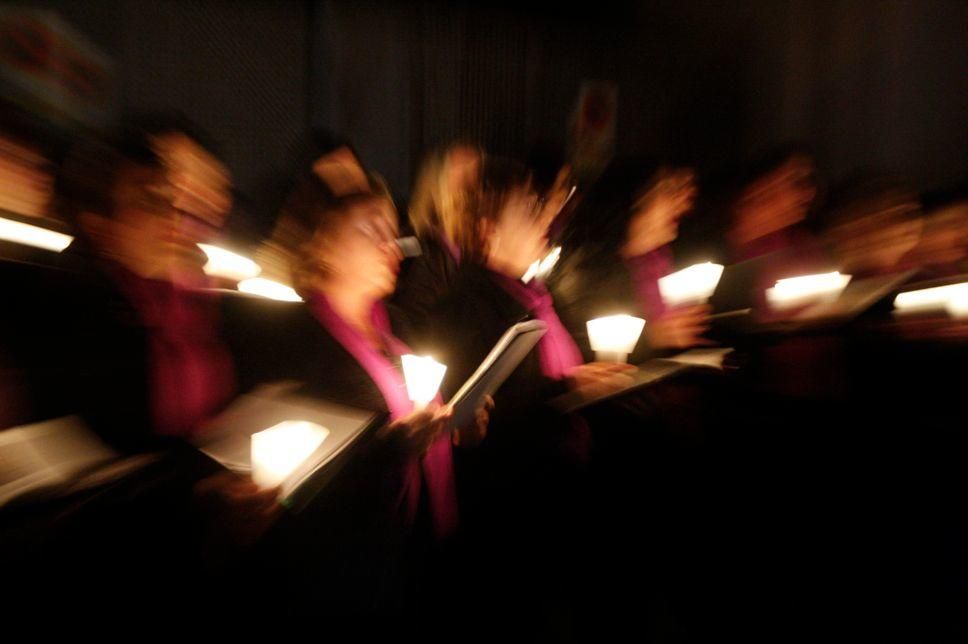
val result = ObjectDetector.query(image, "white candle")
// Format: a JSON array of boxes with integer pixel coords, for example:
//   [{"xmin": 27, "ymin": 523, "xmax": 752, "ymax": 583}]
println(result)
[
  {"xmin": 238, "ymin": 277, "xmax": 303, "ymax": 302},
  {"xmin": 766, "ymin": 271, "xmax": 851, "ymax": 310},
  {"xmin": 894, "ymin": 282, "xmax": 968, "ymax": 313},
  {"xmin": 945, "ymin": 289, "xmax": 968, "ymax": 318},
  {"xmin": 586, "ymin": 314, "xmax": 646, "ymax": 363},
  {"xmin": 658, "ymin": 262, "xmax": 724, "ymax": 308},
  {"xmin": 0, "ymin": 216, "xmax": 73, "ymax": 252},
  {"xmin": 251, "ymin": 420, "xmax": 329, "ymax": 489},
  {"xmin": 198, "ymin": 243, "xmax": 261, "ymax": 282},
  {"xmin": 401, "ymin": 354, "xmax": 447, "ymax": 408},
  {"xmin": 521, "ymin": 246, "xmax": 562, "ymax": 283}
]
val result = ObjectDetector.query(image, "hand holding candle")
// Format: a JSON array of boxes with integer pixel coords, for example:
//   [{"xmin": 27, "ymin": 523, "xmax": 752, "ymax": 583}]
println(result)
[
  {"xmin": 567, "ymin": 362, "xmax": 637, "ymax": 397},
  {"xmin": 382, "ymin": 404, "xmax": 452, "ymax": 457},
  {"xmin": 647, "ymin": 305, "xmax": 713, "ymax": 349}
]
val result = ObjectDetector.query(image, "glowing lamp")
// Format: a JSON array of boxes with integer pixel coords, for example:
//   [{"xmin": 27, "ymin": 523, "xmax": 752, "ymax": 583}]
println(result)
[
  {"xmin": 522, "ymin": 246, "xmax": 562, "ymax": 283},
  {"xmin": 766, "ymin": 271, "xmax": 851, "ymax": 310},
  {"xmin": 0, "ymin": 217, "xmax": 73, "ymax": 252},
  {"xmin": 401, "ymin": 354, "xmax": 447, "ymax": 408},
  {"xmin": 658, "ymin": 262, "xmax": 724, "ymax": 307},
  {"xmin": 251, "ymin": 420, "xmax": 329, "ymax": 489},
  {"xmin": 238, "ymin": 278, "xmax": 303, "ymax": 302},
  {"xmin": 893, "ymin": 282, "xmax": 968, "ymax": 313},
  {"xmin": 945, "ymin": 292, "xmax": 968, "ymax": 319},
  {"xmin": 198, "ymin": 243, "xmax": 261, "ymax": 282},
  {"xmin": 586, "ymin": 314, "xmax": 646, "ymax": 363}
]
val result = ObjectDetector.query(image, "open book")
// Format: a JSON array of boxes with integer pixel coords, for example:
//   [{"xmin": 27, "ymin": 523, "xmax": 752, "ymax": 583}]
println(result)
[
  {"xmin": 0, "ymin": 416, "xmax": 158, "ymax": 508},
  {"xmin": 197, "ymin": 322, "xmax": 547, "ymax": 506},
  {"xmin": 776, "ymin": 270, "xmax": 918, "ymax": 328},
  {"xmin": 551, "ymin": 348, "xmax": 733, "ymax": 414},
  {"xmin": 195, "ymin": 382, "xmax": 386, "ymax": 510},
  {"xmin": 447, "ymin": 319, "xmax": 548, "ymax": 428}
]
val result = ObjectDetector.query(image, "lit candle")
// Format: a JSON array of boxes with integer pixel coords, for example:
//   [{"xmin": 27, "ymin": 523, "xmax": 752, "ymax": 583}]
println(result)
[
  {"xmin": 521, "ymin": 246, "xmax": 562, "ymax": 283},
  {"xmin": 0, "ymin": 216, "xmax": 73, "ymax": 252},
  {"xmin": 198, "ymin": 243, "xmax": 261, "ymax": 282},
  {"xmin": 948, "ymin": 293, "xmax": 968, "ymax": 319},
  {"xmin": 765, "ymin": 271, "xmax": 851, "ymax": 310},
  {"xmin": 586, "ymin": 314, "xmax": 646, "ymax": 363},
  {"xmin": 401, "ymin": 354, "xmax": 447, "ymax": 408},
  {"xmin": 238, "ymin": 277, "xmax": 303, "ymax": 302},
  {"xmin": 893, "ymin": 282, "xmax": 968, "ymax": 313},
  {"xmin": 251, "ymin": 420, "xmax": 330, "ymax": 490},
  {"xmin": 658, "ymin": 262, "xmax": 724, "ymax": 308}
]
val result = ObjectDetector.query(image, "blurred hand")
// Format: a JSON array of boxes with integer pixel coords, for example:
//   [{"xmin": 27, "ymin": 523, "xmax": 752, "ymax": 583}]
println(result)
[
  {"xmin": 648, "ymin": 305, "xmax": 712, "ymax": 349},
  {"xmin": 537, "ymin": 165, "xmax": 574, "ymax": 230},
  {"xmin": 567, "ymin": 361, "xmax": 637, "ymax": 398},
  {"xmin": 194, "ymin": 471, "xmax": 282, "ymax": 548},
  {"xmin": 452, "ymin": 395, "xmax": 494, "ymax": 448},
  {"xmin": 380, "ymin": 403, "xmax": 452, "ymax": 457}
]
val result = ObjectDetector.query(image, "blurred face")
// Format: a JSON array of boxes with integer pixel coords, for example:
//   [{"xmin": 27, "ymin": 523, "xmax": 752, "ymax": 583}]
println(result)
[
  {"xmin": 625, "ymin": 169, "xmax": 696, "ymax": 256},
  {"xmin": 312, "ymin": 146, "xmax": 370, "ymax": 197},
  {"xmin": 446, "ymin": 146, "xmax": 481, "ymax": 195},
  {"xmin": 151, "ymin": 132, "xmax": 232, "ymax": 246},
  {"xmin": 918, "ymin": 203, "xmax": 968, "ymax": 265},
  {"xmin": 312, "ymin": 195, "xmax": 401, "ymax": 299},
  {"xmin": 735, "ymin": 156, "xmax": 816, "ymax": 243},
  {"xmin": 485, "ymin": 186, "xmax": 548, "ymax": 278},
  {"xmin": 106, "ymin": 163, "xmax": 183, "ymax": 274},
  {"xmin": 0, "ymin": 134, "xmax": 51, "ymax": 218},
  {"xmin": 831, "ymin": 199, "xmax": 923, "ymax": 274}
]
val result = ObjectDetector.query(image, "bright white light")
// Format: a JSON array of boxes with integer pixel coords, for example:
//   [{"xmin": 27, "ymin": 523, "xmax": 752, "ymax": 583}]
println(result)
[
  {"xmin": 947, "ymin": 293, "xmax": 968, "ymax": 318},
  {"xmin": 251, "ymin": 420, "xmax": 329, "ymax": 489},
  {"xmin": 537, "ymin": 246, "xmax": 561, "ymax": 279},
  {"xmin": 0, "ymin": 217, "xmax": 73, "ymax": 252},
  {"xmin": 894, "ymin": 282, "xmax": 968, "ymax": 313},
  {"xmin": 521, "ymin": 260, "xmax": 540, "ymax": 283},
  {"xmin": 401, "ymin": 354, "xmax": 447, "ymax": 407},
  {"xmin": 658, "ymin": 262, "xmax": 724, "ymax": 307},
  {"xmin": 586, "ymin": 314, "xmax": 646, "ymax": 362},
  {"xmin": 198, "ymin": 243, "xmax": 261, "ymax": 282},
  {"xmin": 238, "ymin": 277, "xmax": 303, "ymax": 302},
  {"xmin": 521, "ymin": 246, "xmax": 561, "ymax": 283},
  {"xmin": 766, "ymin": 271, "xmax": 851, "ymax": 309}
]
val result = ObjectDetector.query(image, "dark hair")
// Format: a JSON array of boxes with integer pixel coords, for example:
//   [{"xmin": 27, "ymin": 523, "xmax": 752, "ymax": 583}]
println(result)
[
  {"xmin": 120, "ymin": 110, "xmax": 222, "ymax": 160},
  {"xmin": 476, "ymin": 156, "xmax": 531, "ymax": 220},
  {"xmin": 921, "ymin": 184, "xmax": 968, "ymax": 213},
  {"xmin": 54, "ymin": 132, "xmax": 164, "ymax": 227},
  {"xmin": 739, "ymin": 143, "xmax": 814, "ymax": 190},
  {"xmin": 824, "ymin": 175, "xmax": 920, "ymax": 231}
]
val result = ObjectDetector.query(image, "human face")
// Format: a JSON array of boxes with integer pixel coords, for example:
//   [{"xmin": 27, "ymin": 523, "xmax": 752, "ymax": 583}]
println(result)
[
  {"xmin": 314, "ymin": 196, "xmax": 402, "ymax": 299},
  {"xmin": 737, "ymin": 156, "xmax": 816, "ymax": 242},
  {"xmin": 151, "ymin": 132, "xmax": 232, "ymax": 246},
  {"xmin": 485, "ymin": 186, "xmax": 548, "ymax": 278},
  {"xmin": 108, "ymin": 163, "xmax": 184, "ymax": 274},
  {"xmin": 625, "ymin": 169, "xmax": 696, "ymax": 256},
  {"xmin": 446, "ymin": 146, "xmax": 481, "ymax": 195}
]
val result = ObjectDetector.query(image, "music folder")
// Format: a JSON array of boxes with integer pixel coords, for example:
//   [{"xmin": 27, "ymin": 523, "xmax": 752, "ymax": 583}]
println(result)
[
  {"xmin": 551, "ymin": 348, "xmax": 733, "ymax": 414},
  {"xmin": 447, "ymin": 320, "xmax": 548, "ymax": 428},
  {"xmin": 195, "ymin": 382, "xmax": 386, "ymax": 511},
  {"xmin": 0, "ymin": 416, "xmax": 158, "ymax": 508}
]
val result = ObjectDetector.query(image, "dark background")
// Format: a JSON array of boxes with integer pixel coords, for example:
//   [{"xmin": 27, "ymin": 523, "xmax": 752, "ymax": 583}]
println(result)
[{"xmin": 17, "ymin": 0, "xmax": 968, "ymax": 241}]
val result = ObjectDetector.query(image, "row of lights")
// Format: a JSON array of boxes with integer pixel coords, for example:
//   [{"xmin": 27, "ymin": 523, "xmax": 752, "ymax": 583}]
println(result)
[
  {"xmin": 5, "ymin": 217, "xmax": 964, "ymax": 491},
  {"xmin": 0, "ymin": 214, "xmax": 303, "ymax": 302},
  {"xmin": 3, "ymin": 214, "xmax": 966, "ymax": 316}
]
